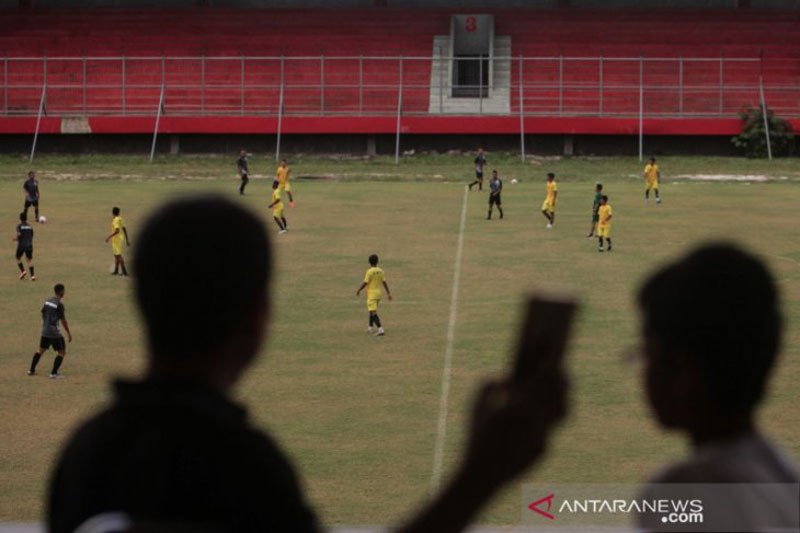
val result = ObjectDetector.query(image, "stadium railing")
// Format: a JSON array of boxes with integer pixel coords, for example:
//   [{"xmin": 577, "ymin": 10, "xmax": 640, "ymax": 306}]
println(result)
[{"xmin": 2, "ymin": 55, "xmax": 798, "ymax": 119}]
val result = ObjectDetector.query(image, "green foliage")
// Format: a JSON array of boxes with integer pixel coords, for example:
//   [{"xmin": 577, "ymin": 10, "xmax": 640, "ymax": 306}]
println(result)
[{"xmin": 732, "ymin": 106, "xmax": 795, "ymax": 158}]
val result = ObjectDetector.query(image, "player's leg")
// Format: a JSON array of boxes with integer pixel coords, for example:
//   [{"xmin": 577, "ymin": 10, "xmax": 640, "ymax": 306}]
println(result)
[
  {"xmin": 654, "ymin": 185, "xmax": 661, "ymax": 203},
  {"xmin": 487, "ymin": 197, "xmax": 493, "ymax": 220},
  {"xmin": 497, "ymin": 198, "xmax": 504, "ymax": 219},
  {"xmin": 550, "ymin": 211, "xmax": 556, "ymax": 226},
  {"xmin": 373, "ymin": 311, "xmax": 384, "ymax": 336},
  {"xmin": 26, "ymin": 249, "xmax": 34, "ymax": 280},
  {"xmin": 273, "ymin": 217, "xmax": 284, "ymax": 230},
  {"xmin": 16, "ymin": 248, "xmax": 27, "ymax": 279},
  {"xmin": 280, "ymin": 217, "xmax": 288, "ymax": 231},
  {"xmin": 645, "ymin": 183, "xmax": 651, "ymax": 204},
  {"xmin": 606, "ymin": 237, "xmax": 612, "ymax": 251},
  {"xmin": 118, "ymin": 255, "xmax": 129, "ymax": 276},
  {"xmin": 50, "ymin": 338, "xmax": 66, "ymax": 378},
  {"xmin": 367, "ymin": 311, "xmax": 375, "ymax": 333},
  {"xmin": 239, "ymin": 174, "xmax": 248, "ymax": 195},
  {"xmin": 29, "ymin": 338, "xmax": 48, "ymax": 375},
  {"xmin": 598, "ymin": 236, "xmax": 604, "ymax": 252},
  {"xmin": 23, "ymin": 200, "xmax": 31, "ymax": 218},
  {"xmin": 34, "ymin": 201, "xmax": 40, "ymax": 222}
]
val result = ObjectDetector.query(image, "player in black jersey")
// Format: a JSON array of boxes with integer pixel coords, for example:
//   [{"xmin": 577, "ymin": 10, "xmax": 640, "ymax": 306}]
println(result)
[
  {"xmin": 23, "ymin": 171, "xmax": 40, "ymax": 222},
  {"xmin": 29, "ymin": 283, "xmax": 72, "ymax": 378},
  {"xmin": 14, "ymin": 212, "xmax": 35, "ymax": 281},
  {"xmin": 237, "ymin": 149, "xmax": 250, "ymax": 195}
]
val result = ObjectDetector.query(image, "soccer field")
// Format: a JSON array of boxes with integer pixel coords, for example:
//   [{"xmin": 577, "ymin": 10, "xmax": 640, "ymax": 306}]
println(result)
[{"xmin": 1, "ymin": 154, "xmax": 799, "ymax": 527}]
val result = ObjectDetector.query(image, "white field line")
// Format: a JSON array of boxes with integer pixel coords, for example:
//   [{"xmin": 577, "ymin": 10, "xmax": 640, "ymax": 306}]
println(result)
[{"xmin": 430, "ymin": 185, "xmax": 469, "ymax": 493}]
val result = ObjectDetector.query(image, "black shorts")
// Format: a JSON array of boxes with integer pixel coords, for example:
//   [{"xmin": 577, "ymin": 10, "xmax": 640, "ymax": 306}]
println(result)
[
  {"xmin": 40, "ymin": 336, "xmax": 65, "ymax": 352},
  {"xmin": 489, "ymin": 194, "xmax": 502, "ymax": 206},
  {"xmin": 475, "ymin": 171, "xmax": 484, "ymax": 180},
  {"xmin": 24, "ymin": 199, "xmax": 39, "ymax": 208},
  {"xmin": 15, "ymin": 246, "xmax": 33, "ymax": 260},
  {"xmin": 241, "ymin": 173, "xmax": 249, "ymax": 180}
]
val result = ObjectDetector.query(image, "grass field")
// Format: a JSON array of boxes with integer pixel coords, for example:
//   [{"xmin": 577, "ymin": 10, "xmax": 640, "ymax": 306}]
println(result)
[{"xmin": 1, "ymin": 153, "xmax": 799, "ymax": 527}]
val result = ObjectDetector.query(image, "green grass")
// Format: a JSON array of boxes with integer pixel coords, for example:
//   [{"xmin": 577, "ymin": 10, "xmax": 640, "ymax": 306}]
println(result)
[{"xmin": 0, "ymin": 154, "xmax": 799, "ymax": 526}]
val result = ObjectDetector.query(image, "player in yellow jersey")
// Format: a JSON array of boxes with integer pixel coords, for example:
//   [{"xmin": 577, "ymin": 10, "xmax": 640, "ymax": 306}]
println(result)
[
  {"xmin": 267, "ymin": 181, "xmax": 287, "ymax": 234},
  {"xmin": 596, "ymin": 195, "xmax": 612, "ymax": 252},
  {"xmin": 276, "ymin": 159, "xmax": 295, "ymax": 207},
  {"xmin": 355, "ymin": 254, "xmax": 392, "ymax": 336},
  {"xmin": 643, "ymin": 157, "xmax": 661, "ymax": 205},
  {"xmin": 541, "ymin": 172, "xmax": 558, "ymax": 228},
  {"xmin": 104, "ymin": 206, "xmax": 130, "ymax": 276}
]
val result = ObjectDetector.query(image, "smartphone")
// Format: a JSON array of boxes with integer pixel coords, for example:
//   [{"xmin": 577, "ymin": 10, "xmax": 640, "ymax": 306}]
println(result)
[{"xmin": 511, "ymin": 294, "xmax": 577, "ymax": 385}]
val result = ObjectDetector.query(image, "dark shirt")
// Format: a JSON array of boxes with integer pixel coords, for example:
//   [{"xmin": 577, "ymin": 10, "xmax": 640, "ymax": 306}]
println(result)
[
  {"xmin": 23, "ymin": 178, "xmax": 39, "ymax": 201},
  {"xmin": 48, "ymin": 379, "xmax": 319, "ymax": 533},
  {"xmin": 489, "ymin": 178, "xmax": 502, "ymax": 194},
  {"xmin": 592, "ymin": 191, "xmax": 603, "ymax": 215},
  {"xmin": 237, "ymin": 156, "xmax": 249, "ymax": 175},
  {"xmin": 41, "ymin": 297, "xmax": 64, "ymax": 338},
  {"xmin": 474, "ymin": 154, "xmax": 486, "ymax": 173},
  {"xmin": 16, "ymin": 222, "xmax": 33, "ymax": 249}
]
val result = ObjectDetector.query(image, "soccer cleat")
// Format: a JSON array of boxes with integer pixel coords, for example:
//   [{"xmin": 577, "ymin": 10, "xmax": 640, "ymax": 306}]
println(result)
[
  {"xmin": 598, "ymin": 247, "xmax": 604, "ymax": 253},
  {"xmin": 586, "ymin": 234, "xmax": 594, "ymax": 238},
  {"xmin": 375, "ymin": 327, "xmax": 385, "ymax": 337},
  {"xmin": 27, "ymin": 370, "xmax": 35, "ymax": 376},
  {"xmin": 366, "ymin": 327, "xmax": 373, "ymax": 334},
  {"xmin": 19, "ymin": 270, "xmax": 27, "ymax": 280},
  {"xmin": 547, "ymin": 223, "xmax": 553, "ymax": 229},
  {"xmin": 49, "ymin": 373, "xmax": 64, "ymax": 379},
  {"xmin": 279, "ymin": 229, "xmax": 287, "ymax": 234},
  {"xmin": 656, "ymin": 197, "xmax": 661, "ymax": 204},
  {"xmin": 31, "ymin": 275, "xmax": 36, "ymax": 281}
]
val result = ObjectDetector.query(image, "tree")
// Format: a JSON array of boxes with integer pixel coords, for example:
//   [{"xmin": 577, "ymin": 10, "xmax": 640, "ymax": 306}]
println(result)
[{"xmin": 732, "ymin": 106, "xmax": 794, "ymax": 158}]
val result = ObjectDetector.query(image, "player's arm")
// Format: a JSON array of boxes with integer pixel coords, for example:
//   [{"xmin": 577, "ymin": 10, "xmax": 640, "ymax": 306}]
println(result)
[
  {"xmin": 382, "ymin": 281, "xmax": 392, "ymax": 300},
  {"xmin": 552, "ymin": 190, "xmax": 558, "ymax": 204},
  {"xmin": 267, "ymin": 199, "xmax": 279, "ymax": 208},
  {"xmin": 356, "ymin": 281, "xmax": 368, "ymax": 296},
  {"xmin": 13, "ymin": 227, "xmax": 19, "ymax": 242},
  {"xmin": 105, "ymin": 228, "xmax": 120, "ymax": 242},
  {"xmin": 61, "ymin": 317, "xmax": 72, "ymax": 343},
  {"xmin": 123, "ymin": 227, "xmax": 130, "ymax": 246}
]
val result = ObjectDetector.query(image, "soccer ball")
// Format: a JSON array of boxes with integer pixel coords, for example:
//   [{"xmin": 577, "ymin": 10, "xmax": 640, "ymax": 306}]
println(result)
[
  {"xmin": 38, "ymin": 215, "xmax": 47, "ymax": 223},
  {"xmin": 511, "ymin": 178, "xmax": 518, "ymax": 184}
]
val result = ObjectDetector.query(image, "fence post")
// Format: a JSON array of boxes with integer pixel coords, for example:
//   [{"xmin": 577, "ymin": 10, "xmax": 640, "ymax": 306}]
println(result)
[
  {"xmin": 678, "ymin": 57, "xmax": 684, "ymax": 115},
  {"xmin": 759, "ymin": 75, "xmax": 773, "ymax": 161},
  {"xmin": 82, "ymin": 56, "xmax": 87, "ymax": 114},
  {"xmin": 201, "ymin": 54, "xmax": 206, "ymax": 115},
  {"xmin": 359, "ymin": 54, "xmax": 363, "ymax": 115},
  {"xmin": 276, "ymin": 56, "xmax": 285, "ymax": 162},
  {"xmin": 122, "ymin": 55, "xmax": 126, "ymax": 114},
  {"xmin": 4, "ymin": 57, "xmax": 8, "ymax": 115},
  {"xmin": 320, "ymin": 54, "xmax": 324, "ymax": 115},
  {"xmin": 718, "ymin": 57, "xmax": 724, "ymax": 115},
  {"xmin": 558, "ymin": 54, "xmax": 563, "ymax": 114},
  {"xmin": 240, "ymin": 56, "xmax": 245, "ymax": 116},
  {"xmin": 599, "ymin": 55, "xmax": 604, "ymax": 116},
  {"xmin": 438, "ymin": 46, "xmax": 444, "ymax": 113},
  {"xmin": 394, "ymin": 56, "xmax": 403, "ymax": 165},
  {"xmin": 519, "ymin": 55, "xmax": 525, "ymax": 163},
  {"xmin": 150, "ymin": 83, "xmax": 165, "ymax": 163},
  {"xmin": 479, "ymin": 53, "xmax": 483, "ymax": 115},
  {"xmin": 638, "ymin": 56, "xmax": 644, "ymax": 163},
  {"xmin": 29, "ymin": 83, "xmax": 46, "ymax": 163}
]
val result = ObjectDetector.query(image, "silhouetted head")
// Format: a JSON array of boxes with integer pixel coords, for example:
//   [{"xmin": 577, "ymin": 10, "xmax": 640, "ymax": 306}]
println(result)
[
  {"xmin": 28, "ymin": 170, "xmax": 35, "ymax": 179},
  {"xmin": 239, "ymin": 149, "xmax": 246, "ymax": 157},
  {"xmin": 600, "ymin": 195, "xmax": 608, "ymax": 205},
  {"xmin": 547, "ymin": 173, "xmax": 555, "ymax": 181},
  {"xmin": 54, "ymin": 283, "xmax": 65, "ymax": 298},
  {"xmin": 133, "ymin": 196, "xmax": 271, "ymax": 389},
  {"xmin": 112, "ymin": 207, "xmax": 120, "ymax": 216},
  {"xmin": 492, "ymin": 170, "xmax": 498, "ymax": 178},
  {"xmin": 281, "ymin": 159, "xmax": 287, "ymax": 166},
  {"xmin": 649, "ymin": 157, "xmax": 656, "ymax": 164},
  {"xmin": 637, "ymin": 244, "xmax": 781, "ymax": 436},
  {"xmin": 369, "ymin": 254, "xmax": 379, "ymax": 267},
  {"xmin": 272, "ymin": 180, "xmax": 279, "ymax": 190},
  {"xmin": 596, "ymin": 183, "xmax": 603, "ymax": 191}
]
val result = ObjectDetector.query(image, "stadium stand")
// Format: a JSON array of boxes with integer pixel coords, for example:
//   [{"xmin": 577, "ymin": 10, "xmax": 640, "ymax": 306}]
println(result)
[{"xmin": 0, "ymin": 7, "xmax": 798, "ymax": 135}]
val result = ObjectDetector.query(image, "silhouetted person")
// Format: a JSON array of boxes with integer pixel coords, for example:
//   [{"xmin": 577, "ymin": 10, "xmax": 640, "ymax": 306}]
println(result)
[
  {"xmin": 48, "ymin": 195, "xmax": 566, "ymax": 533},
  {"xmin": 637, "ymin": 243, "xmax": 798, "ymax": 531}
]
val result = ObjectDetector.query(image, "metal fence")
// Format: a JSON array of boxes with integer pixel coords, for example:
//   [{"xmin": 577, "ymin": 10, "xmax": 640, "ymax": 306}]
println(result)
[{"xmin": 2, "ymin": 55, "xmax": 798, "ymax": 118}]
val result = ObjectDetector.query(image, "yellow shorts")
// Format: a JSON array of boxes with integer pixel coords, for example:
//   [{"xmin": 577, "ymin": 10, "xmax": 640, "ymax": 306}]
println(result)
[
  {"xmin": 645, "ymin": 180, "xmax": 659, "ymax": 191},
  {"xmin": 112, "ymin": 241, "xmax": 124, "ymax": 256},
  {"xmin": 597, "ymin": 225, "xmax": 611, "ymax": 238},
  {"xmin": 273, "ymin": 205, "xmax": 284, "ymax": 218},
  {"xmin": 278, "ymin": 182, "xmax": 292, "ymax": 193},
  {"xmin": 367, "ymin": 297, "xmax": 380, "ymax": 312},
  {"xmin": 541, "ymin": 199, "xmax": 555, "ymax": 213}
]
